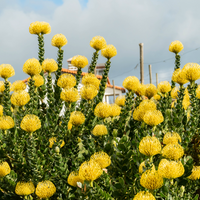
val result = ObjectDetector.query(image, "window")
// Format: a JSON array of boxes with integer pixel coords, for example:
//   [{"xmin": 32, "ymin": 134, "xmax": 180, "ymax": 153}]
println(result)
[{"xmin": 105, "ymin": 94, "xmax": 119, "ymax": 104}]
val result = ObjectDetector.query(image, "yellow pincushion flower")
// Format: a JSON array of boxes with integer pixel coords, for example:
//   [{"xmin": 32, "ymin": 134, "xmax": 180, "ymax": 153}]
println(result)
[
  {"xmin": 171, "ymin": 86, "xmax": 179, "ymax": 99},
  {"xmin": 0, "ymin": 81, "xmax": 10, "ymax": 93},
  {"xmin": 182, "ymin": 63, "xmax": 200, "ymax": 82},
  {"xmin": 188, "ymin": 166, "xmax": 200, "ymax": 180},
  {"xmin": 145, "ymin": 84, "xmax": 157, "ymax": 99},
  {"xmin": 49, "ymin": 137, "xmax": 65, "ymax": 148},
  {"xmin": 57, "ymin": 74, "xmax": 76, "ymax": 88},
  {"xmin": 20, "ymin": 114, "xmax": 41, "ymax": 133},
  {"xmin": 196, "ymin": 85, "xmax": 200, "ymax": 99},
  {"xmin": 79, "ymin": 160, "xmax": 102, "ymax": 181},
  {"xmin": 169, "ymin": 40, "xmax": 184, "ymax": 54},
  {"xmin": 140, "ymin": 168, "xmax": 163, "ymax": 190},
  {"xmin": 71, "ymin": 55, "xmax": 88, "ymax": 69},
  {"xmin": 23, "ymin": 58, "xmax": 42, "ymax": 76},
  {"xmin": 67, "ymin": 171, "xmax": 84, "ymax": 187},
  {"xmin": 172, "ymin": 68, "xmax": 188, "ymax": 85},
  {"xmin": 60, "ymin": 87, "xmax": 79, "ymax": 103},
  {"xmin": 51, "ymin": 33, "xmax": 67, "ymax": 48},
  {"xmin": 70, "ymin": 111, "xmax": 85, "ymax": 126},
  {"xmin": 139, "ymin": 136, "xmax": 161, "ymax": 157},
  {"xmin": 162, "ymin": 144, "xmax": 184, "ymax": 160},
  {"xmin": 110, "ymin": 104, "xmax": 121, "ymax": 117},
  {"xmin": 122, "ymin": 76, "xmax": 140, "ymax": 92},
  {"xmin": 80, "ymin": 84, "xmax": 98, "ymax": 100},
  {"xmin": 35, "ymin": 180, "xmax": 56, "ymax": 199},
  {"xmin": 163, "ymin": 132, "xmax": 181, "ymax": 145},
  {"xmin": 158, "ymin": 159, "xmax": 184, "ymax": 179},
  {"xmin": 90, "ymin": 36, "xmax": 107, "ymax": 50},
  {"xmin": 29, "ymin": 21, "xmax": 51, "ymax": 34},
  {"xmin": 68, "ymin": 121, "xmax": 72, "ymax": 130},
  {"xmin": 139, "ymin": 162, "xmax": 155, "ymax": 174},
  {"xmin": 31, "ymin": 74, "xmax": 44, "ymax": 87},
  {"xmin": 82, "ymin": 73, "xmax": 100, "ymax": 90},
  {"xmin": 0, "ymin": 105, "xmax": 3, "ymax": 116},
  {"xmin": 90, "ymin": 152, "xmax": 111, "ymax": 169},
  {"xmin": 0, "ymin": 116, "xmax": 15, "ymax": 130},
  {"xmin": 133, "ymin": 107, "xmax": 145, "ymax": 121},
  {"xmin": 133, "ymin": 191, "xmax": 156, "ymax": 200},
  {"xmin": 139, "ymin": 99, "xmax": 157, "ymax": 111},
  {"xmin": 182, "ymin": 88, "xmax": 190, "ymax": 110},
  {"xmin": 101, "ymin": 44, "xmax": 117, "ymax": 59},
  {"xmin": 42, "ymin": 59, "xmax": 58, "ymax": 73},
  {"xmin": 143, "ymin": 110, "xmax": 164, "ymax": 126},
  {"xmin": 0, "ymin": 64, "xmax": 15, "ymax": 79},
  {"xmin": 157, "ymin": 81, "xmax": 171, "ymax": 94},
  {"xmin": 0, "ymin": 162, "xmax": 11, "ymax": 177},
  {"xmin": 94, "ymin": 102, "xmax": 111, "ymax": 118},
  {"xmin": 11, "ymin": 81, "xmax": 26, "ymax": 91},
  {"xmin": 135, "ymin": 84, "xmax": 147, "ymax": 96},
  {"xmin": 115, "ymin": 95, "xmax": 125, "ymax": 107},
  {"xmin": 153, "ymin": 94, "xmax": 161, "ymax": 101},
  {"xmin": 11, "ymin": 90, "xmax": 30, "ymax": 107},
  {"xmin": 92, "ymin": 124, "xmax": 108, "ymax": 136},
  {"xmin": 15, "ymin": 181, "xmax": 35, "ymax": 196}
]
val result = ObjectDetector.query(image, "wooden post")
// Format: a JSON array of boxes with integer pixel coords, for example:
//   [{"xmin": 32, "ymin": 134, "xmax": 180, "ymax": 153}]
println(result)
[
  {"xmin": 139, "ymin": 43, "xmax": 144, "ymax": 84},
  {"xmin": 112, "ymin": 80, "xmax": 116, "ymax": 103},
  {"xmin": 156, "ymin": 73, "xmax": 158, "ymax": 87},
  {"xmin": 149, "ymin": 65, "xmax": 152, "ymax": 84},
  {"xmin": 94, "ymin": 67, "xmax": 97, "ymax": 76}
]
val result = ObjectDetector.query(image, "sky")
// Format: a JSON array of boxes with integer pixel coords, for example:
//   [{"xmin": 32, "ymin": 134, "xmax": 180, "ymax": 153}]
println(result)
[{"xmin": 1, "ymin": 0, "xmax": 200, "ymax": 87}]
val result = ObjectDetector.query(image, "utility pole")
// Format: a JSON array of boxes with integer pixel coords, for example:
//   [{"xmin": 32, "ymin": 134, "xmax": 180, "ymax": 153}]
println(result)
[
  {"xmin": 139, "ymin": 43, "xmax": 144, "ymax": 84},
  {"xmin": 112, "ymin": 80, "xmax": 116, "ymax": 103},
  {"xmin": 149, "ymin": 64, "xmax": 152, "ymax": 84},
  {"xmin": 156, "ymin": 73, "xmax": 158, "ymax": 87}
]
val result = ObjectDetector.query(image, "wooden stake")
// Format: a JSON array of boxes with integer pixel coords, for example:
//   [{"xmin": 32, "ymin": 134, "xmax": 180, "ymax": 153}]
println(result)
[
  {"xmin": 112, "ymin": 80, "xmax": 116, "ymax": 103},
  {"xmin": 149, "ymin": 65, "xmax": 152, "ymax": 84},
  {"xmin": 139, "ymin": 43, "xmax": 144, "ymax": 84}
]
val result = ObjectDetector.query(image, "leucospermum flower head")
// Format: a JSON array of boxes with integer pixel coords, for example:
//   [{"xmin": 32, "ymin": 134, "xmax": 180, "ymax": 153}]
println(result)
[
  {"xmin": 133, "ymin": 107, "xmax": 145, "ymax": 121},
  {"xmin": 60, "ymin": 87, "xmax": 79, "ymax": 103},
  {"xmin": 51, "ymin": 33, "xmax": 67, "ymax": 48},
  {"xmin": 182, "ymin": 63, "xmax": 200, "ymax": 82},
  {"xmin": 169, "ymin": 40, "xmax": 184, "ymax": 54},
  {"xmin": 68, "ymin": 121, "xmax": 72, "ymax": 130},
  {"xmin": 162, "ymin": 144, "xmax": 184, "ymax": 160},
  {"xmin": 153, "ymin": 94, "xmax": 161, "ymax": 101},
  {"xmin": 90, "ymin": 152, "xmax": 111, "ymax": 169},
  {"xmin": 15, "ymin": 181, "xmax": 35, "ymax": 196},
  {"xmin": 145, "ymin": 84, "xmax": 157, "ymax": 99},
  {"xmin": 188, "ymin": 166, "xmax": 200, "ymax": 180},
  {"xmin": 0, "ymin": 64, "xmax": 15, "ymax": 79},
  {"xmin": 140, "ymin": 168, "xmax": 163, "ymax": 190},
  {"xmin": 139, "ymin": 136, "xmax": 162, "ymax": 157},
  {"xmin": 90, "ymin": 36, "xmax": 107, "ymax": 50},
  {"xmin": 23, "ymin": 58, "xmax": 42, "ymax": 76},
  {"xmin": 171, "ymin": 86, "xmax": 179, "ymax": 99},
  {"xmin": 196, "ymin": 85, "xmax": 200, "ymax": 99},
  {"xmin": 0, "ymin": 116, "xmax": 15, "ymax": 130},
  {"xmin": 143, "ymin": 110, "xmax": 164, "ymax": 126},
  {"xmin": 133, "ymin": 191, "xmax": 156, "ymax": 200},
  {"xmin": 49, "ymin": 137, "xmax": 65, "ymax": 148},
  {"xmin": 172, "ymin": 68, "xmax": 188, "ymax": 86},
  {"xmin": 42, "ymin": 59, "xmax": 58, "ymax": 73},
  {"xmin": 0, "ymin": 81, "xmax": 5, "ymax": 93},
  {"xmin": 122, "ymin": 76, "xmax": 140, "ymax": 92},
  {"xmin": 182, "ymin": 88, "xmax": 190, "ymax": 110},
  {"xmin": 92, "ymin": 125, "xmax": 108, "ymax": 136},
  {"xmin": 70, "ymin": 111, "xmax": 85, "ymax": 126},
  {"xmin": 57, "ymin": 74, "xmax": 76, "ymax": 88},
  {"xmin": 82, "ymin": 73, "xmax": 100, "ymax": 90},
  {"xmin": 29, "ymin": 21, "xmax": 51, "ymax": 34},
  {"xmin": 11, "ymin": 81, "xmax": 26, "ymax": 91},
  {"xmin": 35, "ymin": 180, "xmax": 56, "ymax": 199},
  {"xmin": 67, "ymin": 171, "xmax": 84, "ymax": 187},
  {"xmin": 30, "ymin": 74, "xmax": 44, "ymax": 87},
  {"xmin": 163, "ymin": 132, "xmax": 181, "ymax": 145},
  {"xmin": 101, "ymin": 44, "xmax": 117, "ymax": 59},
  {"xmin": 11, "ymin": 90, "xmax": 30, "ymax": 106},
  {"xmin": 135, "ymin": 84, "xmax": 147, "ymax": 96},
  {"xmin": 0, "ymin": 105, "xmax": 3, "ymax": 116},
  {"xmin": 110, "ymin": 104, "xmax": 121, "ymax": 117},
  {"xmin": 79, "ymin": 160, "xmax": 102, "ymax": 181},
  {"xmin": 71, "ymin": 55, "xmax": 88, "ymax": 69},
  {"xmin": 20, "ymin": 114, "xmax": 41, "ymax": 133},
  {"xmin": 158, "ymin": 159, "xmax": 184, "ymax": 179},
  {"xmin": 115, "ymin": 95, "xmax": 125, "ymax": 107},
  {"xmin": 94, "ymin": 102, "xmax": 111, "ymax": 118},
  {"xmin": 0, "ymin": 162, "xmax": 11, "ymax": 177},
  {"xmin": 80, "ymin": 84, "xmax": 98, "ymax": 100},
  {"xmin": 157, "ymin": 81, "xmax": 171, "ymax": 94}
]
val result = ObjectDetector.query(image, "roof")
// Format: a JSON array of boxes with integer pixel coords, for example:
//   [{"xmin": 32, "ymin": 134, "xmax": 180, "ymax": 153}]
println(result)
[{"xmin": 23, "ymin": 68, "xmax": 125, "ymax": 92}]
